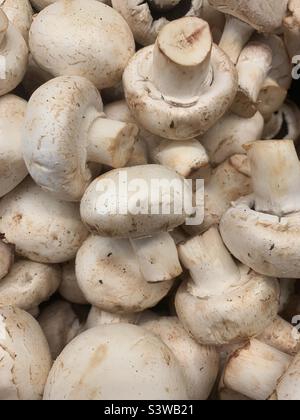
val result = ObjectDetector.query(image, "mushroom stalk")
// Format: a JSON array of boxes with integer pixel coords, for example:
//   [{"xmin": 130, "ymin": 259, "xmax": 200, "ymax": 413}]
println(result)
[
  {"xmin": 152, "ymin": 17, "xmax": 213, "ymax": 105},
  {"xmin": 178, "ymin": 227, "xmax": 242, "ymax": 297},
  {"xmin": 219, "ymin": 16, "xmax": 253, "ymax": 64},
  {"xmin": 0, "ymin": 9, "xmax": 8, "ymax": 47},
  {"xmin": 246, "ymin": 140, "xmax": 300, "ymax": 216}
]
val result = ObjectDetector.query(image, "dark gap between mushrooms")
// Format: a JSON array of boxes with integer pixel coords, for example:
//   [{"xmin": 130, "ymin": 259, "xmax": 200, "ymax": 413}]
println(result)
[{"xmin": 144, "ymin": 0, "xmax": 193, "ymax": 21}]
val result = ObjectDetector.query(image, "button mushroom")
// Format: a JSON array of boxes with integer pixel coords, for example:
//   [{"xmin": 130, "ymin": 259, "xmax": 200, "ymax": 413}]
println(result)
[{"xmin": 0, "ymin": 0, "xmax": 33, "ymax": 43}]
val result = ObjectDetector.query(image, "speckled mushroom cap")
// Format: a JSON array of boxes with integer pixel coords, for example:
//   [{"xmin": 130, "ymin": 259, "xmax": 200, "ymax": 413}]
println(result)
[
  {"xmin": 0, "ymin": 306, "xmax": 52, "ymax": 400},
  {"xmin": 0, "ymin": 95, "xmax": 28, "ymax": 198},
  {"xmin": 0, "ymin": 178, "xmax": 88, "ymax": 264},
  {"xmin": 112, "ymin": 0, "xmax": 203, "ymax": 46},
  {"xmin": 76, "ymin": 235, "xmax": 174, "ymax": 313},
  {"xmin": 0, "ymin": 0, "xmax": 33, "ymax": 42},
  {"xmin": 0, "ymin": 9, "xmax": 28, "ymax": 96},
  {"xmin": 43, "ymin": 324, "xmax": 189, "ymax": 400},
  {"xmin": 29, "ymin": 0, "xmax": 135, "ymax": 90}
]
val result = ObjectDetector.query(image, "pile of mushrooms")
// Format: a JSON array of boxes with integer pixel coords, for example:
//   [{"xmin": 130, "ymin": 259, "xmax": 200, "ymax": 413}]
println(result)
[{"xmin": 0, "ymin": 0, "xmax": 300, "ymax": 401}]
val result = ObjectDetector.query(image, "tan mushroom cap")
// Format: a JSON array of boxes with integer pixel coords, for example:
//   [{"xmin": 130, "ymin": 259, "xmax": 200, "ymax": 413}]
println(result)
[
  {"xmin": 0, "ymin": 178, "xmax": 88, "ymax": 264},
  {"xmin": 0, "ymin": 306, "xmax": 52, "ymax": 400},
  {"xmin": 0, "ymin": 0, "xmax": 33, "ymax": 42},
  {"xmin": 43, "ymin": 324, "xmax": 189, "ymax": 400},
  {"xmin": 29, "ymin": 0, "xmax": 135, "ymax": 90}
]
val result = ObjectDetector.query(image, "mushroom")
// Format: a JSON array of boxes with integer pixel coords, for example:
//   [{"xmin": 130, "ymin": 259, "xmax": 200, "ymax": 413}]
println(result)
[
  {"xmin": 0, "ymin": 95, "xmax": 28, "ymax": 198},
  {"xmin": 0, "ymin": 260, "xmax": 61, "ymax": 311},
  {"xmin": 43, "ymin": 324, "xmax": 189, "ymax": 400},
  {"xmin": 80, "ymin": 165, "xmax": 190, "ymax": 283},
  {"xmin": 0, "ymin": 306, "xmax": 52, "ymax": 400},
  {"xmin": 0, "ymin": 239, "xmax": 13, "ymax": 280},
  {"xmin": 141, "ymin": 316, "xmax": 220, "ymax": 400},
  {"xmin": 23, "ymin": 76, "xmax": 138, "ymax": 202},
  {"xmin": 29, "ymin": 0, "xmax": 135, "ymax": 90},
  {"xmin": 38, "ymin": 300, "xmax": 85, "ymax": 360},
  {"xmin": 60, "ymin": 261, "xmax": 88, "ymax": 305},
  {"xmin": 111, "ymin": 0, "xmax": 203, "ymax": 46},
  {"xmin": 0, "ymin": 0, "xmax": 33, "ymax": 43},
  {"xmin": 0, "ymin": 178, "xmax": 88, "ymax": 264},
  {"xmin": 76, "ymin": 235, "xmax": 175, "ymax": 313},
  {"xmin": 263, "ymin": 101, "xmax": 300, "ymax": 142},
  {"xmin": 123, "ymin": 17, "xmax": 238, "ymax": 140},
  {"xmin": 0, "ymin": 9, "xmax": 28, "ymax": 96},
  {"xmin": 274, "ymin": 351, "xmax": 300, "ymax": 400},
  {"xmin": 220, "ymin": 140, "xmax": 300, "ymax": 278},
  {"xmin": 284, "ymin": 0, "xmax": 300, "ymax": 59},
  {"xmin": 85, "ymin": 307, "xmax": 140, "ymax": 330},
  {"xmin": 199, "ymin": 112, "xmax": 264, "ymax": 166},
  {"xmin": 175, "ymin": 227, "xmax": 280, "ymax": 346}
]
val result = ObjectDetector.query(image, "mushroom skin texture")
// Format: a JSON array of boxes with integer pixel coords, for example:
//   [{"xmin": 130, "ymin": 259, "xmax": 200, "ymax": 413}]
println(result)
[
  {"xmin": 0, "ymin": 9, "xmax": 28, "ymax": 96},
  {"xmin": 60, "ymin": 261, "xmax": 88, "ymax": 305},
  {"xmin": 43, "ymin": 324, "xmax": 189, "ymax": 400},
  {"xmin": 141, "ymin": 316, "xmax": 220, "ymax": 400},
  {"xmin": 275, "ymin": 352, "xmax": 300, "ymax": 400},
  {"xmin": 220, "ymin": 140, "xmax": 300, "ymax": 278},
  {"xmin": 85, "ymin": 307, "xmax": 140, "ymax": 330},
  {"xmin": 284, "ymin": 0, "xmax": 300, "ymax": 59},
  {"xmin": 0, "ymin": 95, "xmax": 28, "ymax": 198},
  {"xmin": 0, "ymin": 178, "xmax": 88, "ymax": 264},
  {"xmin": 0, "ymin": 239, "xmax": 14, "ymax": 280},
  {"xmin": 175, "ymin": 227, "xmax": 280, "ymax": 346},
  {"xmin": 112, "ymin": 0, "xmax": 203, "ymax": 46},
  {"xmin": 0, "ymin": 260, "xmax": 61, "ymax": 310},
  {"xmin": 29, "ymin": 0, "xmax": 135, "ymax": 90},
  {"xmin": 76, "ymin": 235, "xmax": 175, "ymax": 313},
  {"xmin": 23, "ymin": 76, "xmax": 138, "ymax": 202},
  {"xmin": 0, "ymin": 0, "xmax": 33, "ymax": 43},
  {"xmin": 123, "ymin": 17, "xmax": 238, "ymax": 140},
  {"xmin": 0, "ymin": 306, "xmax": 52, "ymax": 400}
]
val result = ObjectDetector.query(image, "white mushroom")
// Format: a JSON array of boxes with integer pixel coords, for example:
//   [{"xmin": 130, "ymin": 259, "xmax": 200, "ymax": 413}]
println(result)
[
  {"xmin": 43, "ymin": 324, "xmax": 189, "ymax": 400},
  {"xmin": 0, "ymin": 9, "xmax": 28, "ymax": 96},
  {"xmin": 29, "ymin": 0, "xmax": 135, "ymax": 90},
  {"xmin": 60, "ymin": 261, "xmax": 88, "ymax": 305},
  {"xmin": 123, "ymin": 17, "xmax": 238, "ymax": 140},
  {"xmin": 0, "ymin": 95, "xmax": 28, "ymax": 198},
  {"xmin": 0, "ymin": 306, "xmax": 52, "ymax": 400},
  {"xmin": 0, "ymin": 260, "xmax": 61, "ymax": 310},
  {"xmin": 23, "ymin": 76, "xmax": 138, "ymax": 202},
  {"xmin": 275, "ymin": 351, "xmax": 300, "ymax": 400},
  {"xmin": 0, "ymin": 178, "xmax": 88, "ymax": 264},
  {"xmin": 141, "ymin": 316, "xmax": 220, "ymax": 400},
  {"xmin": 0, "ymin": 0, "xmax": 33, "ymax": 42},
  {"xmin": 0, "ymin": 238, "xmax": 13, "ymax": 280},
  {"xmin": 220, "ymin": 140, "xmax": 300, "ymax": 278},
  {"xmin": 284, "ymin": 0, "xmax": 300, "ymax": 59},
  {"xmin": 175, "ymin": 227, "xmax": 280, "ymax": 346}
]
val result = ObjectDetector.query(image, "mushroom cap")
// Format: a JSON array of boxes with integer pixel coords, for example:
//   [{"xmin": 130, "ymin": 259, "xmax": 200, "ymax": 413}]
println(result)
[
  {"xmin": 80, "ymin": 165, "xmax": 192, "ymax": 238},
  {"xmin": 0, "ymin": 260, "xmax": 61, "ymax": 310},
  {"xmin": 112, "ymin": 0, "xmax": 203, "ymax": 46},
  {"xmin": 0, "ymin": 178, "xmax": 88, "ymax": 264},
  {"xmin": 123, "ymin": 44, "xmax": 237, "ymax": 140},
  {"xmin": 23, "ymin": 76, "xmax": 104, "ymax": 202},
  {"xmin": 275, "ymin": 352, "xmax": 300, "ymax": 400},
  {"xmin": 43, "ymin": 323, "xmax": 188, "ymax": 400},
  {"xmin": 0, "ymin": 95, "xmax": 28, "ymax": 198},
  {"xmin": 175, "ymin": 264, "xmax": 280, "ymax": 346},
  {"xmin": 220, "ymin": 195, "xmax": 300, "ymax": 278},
  {"xmin": 141, "ymin": 316, "xmax": 220, "ymax": 400},
  {"xmin": 0, "ymin": 306, "xmax": 52, "ymax": 400},
  {"xmin": 29, "ymin": 0, "xmax": 135, "ymax": 90},
  {"xmin": 208, "ymin": 0, "xmax": 288, "ymax": 32},
  {"xmin": 0, "ymin": 0, "xmax": 33, "ymax": 42},
  {"xmin": 60, "ymin": 261, "xmax": 88, "ymax": 305},
  {"xmin": 76, "ymin": 235, "xmax": 174, "ymax": 313}
]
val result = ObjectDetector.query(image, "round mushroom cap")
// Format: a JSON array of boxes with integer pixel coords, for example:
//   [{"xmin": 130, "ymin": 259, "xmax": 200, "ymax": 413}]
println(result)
[
  {"xmin": 0, "ymin": 95, "xmax": 28, "ymax": 198},
  {"xmin": 80, "ymin": 165, "xmax": 192, "ymax": 238},
  {"xmin": 60, "ymin": 261, "xmax": 88, "ymax": 305},
  {"xmin": 220, "ymin": 195, "xmax": 300, "ymax": 278},
  {"xmin": 0, "ymin": 178, "xmax": 88, "ymax": 264},
  {"xmin": 23, "ymin": 76, "xmax": 104, "ymax": 202},
  {"xmin": 29, "ymin": 0, "xmax": 135, "ymax": 90},
  {"xmin": 0, "ymin": 306, "xmax": 52, "ymax": 400},
  {"xmin": 76, "ymin": 235, "xmax": 174, "ymax": 313},
  {"xmin": 1, "ymin": 0, "xmax": 33, "ymax": 42},
  {"xmin": 175, "ymin": 264, "xmax": 280, "ymax": 346},
  {"xmin": 0, "ymin": 260, "xmax": 61, "ymax": 310},
  {"xmin": 43, "ymin": 323, "xmax": 188, "ymax": 400}
]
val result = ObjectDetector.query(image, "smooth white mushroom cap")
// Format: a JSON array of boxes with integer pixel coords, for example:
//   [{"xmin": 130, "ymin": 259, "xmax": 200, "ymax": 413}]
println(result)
[
  {"xmin": 0, "ymin": 0, "xmax": 33, "ymax": 42},
  {"xmin": 0, "ymin": 95, "xmax": 28, "ymax": 197},
  {"xmin": 0, "ymin": 306, "xmax": 52, "ymax": 400},
  {"xmin": 43, "ymin": 324, "xmax": 189, "ymax": 400},
  {"xmin": 0, "ymin": 260, "xmax": 61, "ymax": 310},
  {"xmin": 0, "ymin": 178, "xmax": 88, "ymax": 263},
  {"xmin": 29, "ymin": 0, "xmax": 135, "ymax": 90},
  {"xmin": 60, "ymin": 261, "xmax": 88, "ymax": 305}
]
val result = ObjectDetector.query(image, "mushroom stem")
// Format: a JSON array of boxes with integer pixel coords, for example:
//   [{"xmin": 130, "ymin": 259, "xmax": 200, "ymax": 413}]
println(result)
[
  {"xmin": 246, "ymin": 140, "xmax": 300, "ymax": 216},
  {"xmin": 178, "ymin": 227, "xmax": 242, "ymax": 297},
  {"xmin": 130, "ymin": 232, "xmax": 182, "ymax": 283},
  {"xmin": 152, "ymin": 17, "xmax": 213, "ymax": 105},
  {"xmin": 0, "ymin": 9, "xmax": 8, "ymax": 47},
  {"xmin": 223, "ymin": 340, "xmax": 292, "ymax": 401},
  {"xmin": 87, "ymin": 116, "xmax": 138, "ymax": 168},
  {"xmin": 219, "ymin": 16, "xmax": 253, "ymax": 64}
]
